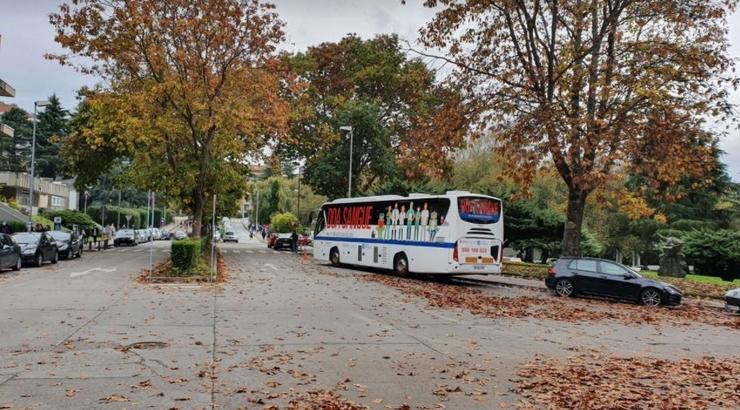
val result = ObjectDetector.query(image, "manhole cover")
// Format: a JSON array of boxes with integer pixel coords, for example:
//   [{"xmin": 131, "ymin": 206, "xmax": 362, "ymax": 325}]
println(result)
[{"xmin": 123, "ymin": 341, "xmax": 169, "ymax": 351}]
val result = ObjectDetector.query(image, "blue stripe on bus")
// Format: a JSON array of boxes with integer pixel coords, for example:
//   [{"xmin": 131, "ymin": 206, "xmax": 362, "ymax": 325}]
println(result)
[{"xmin": 314, "ymin": 236, "xmax": 455, "ymax": 249}]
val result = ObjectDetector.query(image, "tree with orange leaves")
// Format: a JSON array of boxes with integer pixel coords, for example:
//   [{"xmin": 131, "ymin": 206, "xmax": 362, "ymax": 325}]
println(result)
[
  {"xmin": 49, "ymin": 0, "xmax": 288, "ymax": 237},
  {"xmin": 418, "ymin": 0, "xmax": 738, "ymax": 255}
]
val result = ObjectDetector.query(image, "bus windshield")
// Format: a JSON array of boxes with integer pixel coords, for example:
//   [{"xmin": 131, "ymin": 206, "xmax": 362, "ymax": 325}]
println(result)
[{"xmin": 457, "ymin": 197, "xmax": 501, "ymax": 224}]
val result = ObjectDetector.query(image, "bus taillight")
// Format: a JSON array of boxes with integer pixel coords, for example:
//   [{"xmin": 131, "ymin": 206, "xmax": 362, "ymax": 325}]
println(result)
[{"xmin": 453, "ymin": 241, "xmax": 459, "ymax": 262}]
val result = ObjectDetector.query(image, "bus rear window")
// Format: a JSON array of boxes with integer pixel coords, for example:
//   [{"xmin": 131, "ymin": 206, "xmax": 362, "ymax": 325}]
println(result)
[{"xmin": 457, "ymin": 197, "xmax": 501, "ymax": 224}]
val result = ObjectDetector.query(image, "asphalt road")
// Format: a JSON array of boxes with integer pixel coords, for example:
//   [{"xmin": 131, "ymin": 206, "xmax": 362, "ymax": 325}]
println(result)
[{"xmin": 1, "ymin": 221, "xmax": 738, "ymax": 409}]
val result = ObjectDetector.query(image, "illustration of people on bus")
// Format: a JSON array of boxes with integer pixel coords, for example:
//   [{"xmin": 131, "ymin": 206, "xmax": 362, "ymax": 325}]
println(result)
[
  {"xmin": 414, "ymin": 205, "xmax": 421, "ymax": 240},
  {"xmin": 429, "ymin": 209, "xmax": 439, "ymax": 241},
  {"xmin": 398, "ymin": 205, "xmax": 406, "ymax": 240},
  {"xmin": 406, "ymin": 202, "xmax": 415, "ymax": 240},
  {"xmin": 372, "ymin": 201, "xmax": 443, "ymax": 243},
  {"xmin": 420, "ymin": 202, "xmax": 430, "ymax": 241},
  {"xmin": 376, "ymin": 212, "xmax": 385, "ymax": 239},
  {"xmin": 390, "ymin": 204, "xmax": 399, "ymax": 240}
]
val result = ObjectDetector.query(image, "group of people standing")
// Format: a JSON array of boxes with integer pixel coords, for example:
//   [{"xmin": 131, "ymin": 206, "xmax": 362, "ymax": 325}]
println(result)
[{"xmin": 374, "ymin": 201, "xmax": 442, "ymax": 242}]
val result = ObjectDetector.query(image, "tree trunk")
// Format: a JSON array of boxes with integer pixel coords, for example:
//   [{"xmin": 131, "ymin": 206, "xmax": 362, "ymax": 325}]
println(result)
[
  {"xmin": 191, "ymin": 146, "xmax": 210, "ymax": 238},
  {"xmin": 562, "ymin": 188, "xmax": 588, "ymax": 256},
  {"xmin": 192, "ymin": 186, "xmax": 204, "ymax": 238}
]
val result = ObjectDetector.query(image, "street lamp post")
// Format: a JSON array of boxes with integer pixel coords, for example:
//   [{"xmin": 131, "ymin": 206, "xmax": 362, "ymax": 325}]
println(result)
[
  {"xmin": 339, "ymin": 126, "xmax": 353, "ymax": 197},
  {"xmin": 117, "ymin": 189, "xmax": 121, "ymax": 228},
  {"xmin": 28, "ymin": 100, "xmax": 49, "ymax": 231},
  {"xmin": 293, "ymin": 161, "xmax": 302, "ymax": 224}
]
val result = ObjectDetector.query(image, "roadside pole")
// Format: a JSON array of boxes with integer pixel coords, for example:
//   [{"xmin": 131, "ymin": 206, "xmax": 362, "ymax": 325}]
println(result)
[
  {"xmin": 148, "ymin": 191, "xmax": 154, "ymax": 275},
  {"xmin": 211, "ymin": 194, "xmax": 216, "ymax": 283},
  {"xmin": 255, "ymin": 190, "xmax": 260, "ymax": 228}
]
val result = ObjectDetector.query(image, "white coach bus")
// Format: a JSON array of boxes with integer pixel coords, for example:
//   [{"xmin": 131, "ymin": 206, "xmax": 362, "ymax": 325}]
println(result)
[{"xmin": 312, "ymin": 191, "xmax": 503, "ymax": 276}]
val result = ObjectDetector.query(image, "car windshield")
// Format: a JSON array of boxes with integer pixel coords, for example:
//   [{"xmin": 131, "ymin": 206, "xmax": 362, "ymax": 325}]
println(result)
[
  {"xmin": 12, "ymin": 233, "xmax": 39, "ymax": 244},
  {"xmin": 117, "ymin": 229, "xmax": 134, "ymax": 236},
  {"xmin": 49, "ymin": 231, "xmax": 70, "ymax": 241},
  {"xmin": 225, "ymin": 232, "xmax": 235, "ymax": 236}
]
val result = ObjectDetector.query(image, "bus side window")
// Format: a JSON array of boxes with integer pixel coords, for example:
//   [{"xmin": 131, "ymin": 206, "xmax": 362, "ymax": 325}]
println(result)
[{"xmin": 314, "ymin": 210, "xmax": 326, "ymax": 236}]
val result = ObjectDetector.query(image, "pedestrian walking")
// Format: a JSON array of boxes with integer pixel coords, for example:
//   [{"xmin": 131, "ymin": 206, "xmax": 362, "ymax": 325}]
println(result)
[
  {"xmin": 291, "ymin": 231, "xmax": 298, "ymax": 253},
  {"xmin": 0, "ymin": 222, "xmax": 12, "ymax": 234}
]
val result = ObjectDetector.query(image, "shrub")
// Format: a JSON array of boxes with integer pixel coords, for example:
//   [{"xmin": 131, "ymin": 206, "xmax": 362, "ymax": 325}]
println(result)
[
  {"xmin": 7, "ymin": 221, "xmax": 27, "ymax": 233},
  {"xmin": 42, "ymin": 209, "xmax": 96, "ymax": 229},
  {"xmin": 270, "ymin": 212, "xmax": 301, "ymax": 233},
  {"xmin": 33, "ymin": 215, "xmax": 55, "ymax": 231},
  {"xmin": 683, "ymin": 229, "xmax": 740, "ymax": 281},
  {"xmin": 170, "ymin": 239, "xmax": 202, "ymax": 273}
]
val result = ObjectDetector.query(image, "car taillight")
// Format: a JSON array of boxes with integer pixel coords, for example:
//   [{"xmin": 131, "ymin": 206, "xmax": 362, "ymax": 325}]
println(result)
[
  {"xmin": 548, "ymin": 266, "xmax": 556, "ymax": 277},
  {"xmin": 453, "ymin": 241, "xmax": 459, "ymax": 262}
]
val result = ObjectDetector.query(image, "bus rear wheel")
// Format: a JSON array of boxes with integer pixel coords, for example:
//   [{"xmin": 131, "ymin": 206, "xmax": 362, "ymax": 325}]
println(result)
[
  {"xmin": 329, "ymin": 247, "xmax": 341, "ymax": 267},
  {"xmin": 394, "ymin": 253, "xmax": 409, "ymax": 277}
]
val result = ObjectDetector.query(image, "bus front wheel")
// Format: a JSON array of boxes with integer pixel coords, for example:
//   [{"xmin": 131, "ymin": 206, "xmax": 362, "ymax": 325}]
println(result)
[
  {"xmin": 394, "ymin": 253, "xmax": 409, "ymax": 277},
  {"xmin": 330, "ymin": 247, "xmax": 341, "ymax": 267}
]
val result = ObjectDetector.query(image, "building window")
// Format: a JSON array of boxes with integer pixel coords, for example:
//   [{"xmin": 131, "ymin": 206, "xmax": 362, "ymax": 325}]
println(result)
[{"xmin": 51, "ymin": 196, "xmax": 64, "ymax": 207}]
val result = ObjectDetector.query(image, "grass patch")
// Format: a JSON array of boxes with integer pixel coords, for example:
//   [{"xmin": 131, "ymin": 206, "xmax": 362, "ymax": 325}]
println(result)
[
  {"xmin": 502, "ymin": 262, "xmax": 549, "ymax": 280},
  {"xmin": 640, "ymin": 270, "xmax": 740, "ymax": 286}
]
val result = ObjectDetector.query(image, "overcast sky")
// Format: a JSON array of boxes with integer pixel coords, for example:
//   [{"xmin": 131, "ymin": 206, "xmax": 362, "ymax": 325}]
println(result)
[{"xmin": 0, "ymin": 0, "xmax": 738, "ymax": 180}]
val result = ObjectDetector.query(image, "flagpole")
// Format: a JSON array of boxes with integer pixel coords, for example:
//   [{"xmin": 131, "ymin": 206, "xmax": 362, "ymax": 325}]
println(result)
[{"xmin": 148, "ymin": 191, "xmax": 154, "ymax": 274}]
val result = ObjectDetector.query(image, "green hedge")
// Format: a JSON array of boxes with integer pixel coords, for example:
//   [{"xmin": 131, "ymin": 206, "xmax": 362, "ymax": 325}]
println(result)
[
  {"xmin": 6, "ymin": 221, "xmax": 27, "ymax": 233},
  {"xmin": 171, "ymin": 239, "xmax": 202, "ymax": 272},
  {"xmin": 41, "ymin": 209, "xmax": 96, "ymax": 229},
  {"xmin": 683, "ymin": 229, "xmax": 740, "ymax": 281}
]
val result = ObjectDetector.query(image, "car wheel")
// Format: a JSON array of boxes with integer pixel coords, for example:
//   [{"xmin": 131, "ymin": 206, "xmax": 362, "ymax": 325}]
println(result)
[
  {"xmin": 35, "ymin": 253, "xmax": 43, "ymax": 267},
  {"xmin": 554, "ymin": 279, "xmax": 575, "ymax": 297},
  {"xmin": 640, "ymin": 288, "xmax": 662, "ymax": 306},
  {"xmin": 51, "ymin": 251, "xmax": 59, "ymax": 264},
  {"xmin": 329, "ymin": 247, "xmax": 341, "ymax": 267},
  {"xmin": 393, "ymin": 253, "xmax": 410, "ymax": 277},
  {"xmin": 13, "ymin": 256, "xmax": 21, "ymax": 271}
]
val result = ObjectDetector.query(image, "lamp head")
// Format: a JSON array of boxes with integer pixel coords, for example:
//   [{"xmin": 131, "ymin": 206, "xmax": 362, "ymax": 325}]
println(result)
[
  {"xmin": 34, "ymin": 100, "xmax": 50, "ymax": 107},
  {"xmin": 339, "ymin": 126, "xmax": 352, "ymax": 132}
]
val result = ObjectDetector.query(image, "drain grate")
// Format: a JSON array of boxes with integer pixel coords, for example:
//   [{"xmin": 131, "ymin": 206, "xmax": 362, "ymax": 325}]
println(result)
[{"xmin": 122, "ymin": 341, "xmax": 169, "ymax": 351}]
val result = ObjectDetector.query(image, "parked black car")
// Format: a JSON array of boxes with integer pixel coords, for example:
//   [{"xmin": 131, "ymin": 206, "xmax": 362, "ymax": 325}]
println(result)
[
  {"xmin": 545, "ymin": 257, "xmax": 682, "ymax": 306},
  {"xmin": 725, "ymin": 288, "xmax": 740, "ymax": 313},
  {"xmin": 0, "ymin": 233, "xmax": 22, "ymax": 271},
  {"xmin": 12, "ymin": 232, "xmax": 59, "ymax": 267},
  {"xmin": 48, "ymin": 231, "xmax": 83, "ymax": 259}
]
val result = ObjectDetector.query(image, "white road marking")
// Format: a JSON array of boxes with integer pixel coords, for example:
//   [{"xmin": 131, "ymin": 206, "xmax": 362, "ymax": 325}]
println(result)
[
  {"xmin": 70, "ymin": 267, "xmax": 117, "ymax": 278},
  {"xmin": 259, "ymin": 250, "xmax": 267, "ymax": 254},
  {"xmin": 263, "ymin": 263, "xmax": 278, "ymax": 271}
]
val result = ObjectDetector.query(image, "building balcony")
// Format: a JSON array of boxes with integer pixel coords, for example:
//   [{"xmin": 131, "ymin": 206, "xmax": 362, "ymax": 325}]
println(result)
[
  {"xmin": 0, "ymin": 123, "xmax": 13, "ymax": 137},
  {"xmin": 0, "ymin": 78, "xmax": 15, "ymax": 98}
]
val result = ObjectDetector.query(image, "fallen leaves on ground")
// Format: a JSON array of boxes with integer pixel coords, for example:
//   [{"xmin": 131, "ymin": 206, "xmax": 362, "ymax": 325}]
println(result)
[
  {"xmin": 514, "ymin": 353, "xmax": 740, "ymax": 409},
  {"xmin": 64, "ymin": 388, "xmax": 77, "ymax": 397},
  {"xmin": 99, "ymin": 394, "xmax": 129, "ymax": 403},
  {"xmin": 360, "ymin": 274, "xmax": 738, "ymax": 329},
  {"xmin": 135, "ymin": 248, "xmax": 228, "ymax": 284},
  {"xmin": 287, "ymin": 390, "xmax": 367, "ymax": 410}
]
